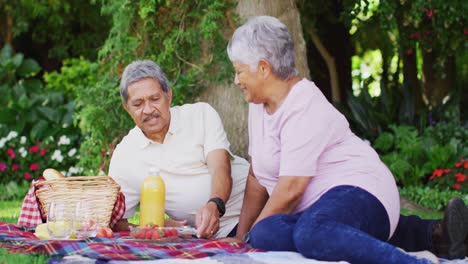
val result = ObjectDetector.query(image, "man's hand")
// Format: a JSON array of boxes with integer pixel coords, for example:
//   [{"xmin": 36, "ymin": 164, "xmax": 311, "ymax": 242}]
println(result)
[
  {"xmin": 195, "ymin": 202, "xmax": 220, "ymax": 238},
  {"xmin": 112, "ymin": 219, "xmax": 136, "ymax": 232}
]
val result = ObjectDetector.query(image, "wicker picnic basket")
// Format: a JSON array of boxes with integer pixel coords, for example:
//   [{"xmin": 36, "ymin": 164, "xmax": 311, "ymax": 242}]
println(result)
[{"xmin": 34, "ymin": 176, "xmax": 120, "ymax": 227}]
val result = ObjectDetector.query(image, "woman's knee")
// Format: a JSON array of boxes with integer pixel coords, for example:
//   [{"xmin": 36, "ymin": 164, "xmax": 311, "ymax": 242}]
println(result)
[{"xmin": 250, "ymin": 214, "xmax": 297, "ymax": 251}]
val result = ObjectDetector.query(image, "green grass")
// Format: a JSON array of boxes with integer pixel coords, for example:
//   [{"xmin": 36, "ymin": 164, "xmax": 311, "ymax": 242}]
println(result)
[
  {"xmin": 400, "ymin": 208, "xmax": 442, "ymax": 219},
  {"xmin": 0, "ymin": 248, "xmax": 49, "ymax": 264},
  {"xmin": 0, "ymin": 200, "xmax": 22, "ymax": 224}
]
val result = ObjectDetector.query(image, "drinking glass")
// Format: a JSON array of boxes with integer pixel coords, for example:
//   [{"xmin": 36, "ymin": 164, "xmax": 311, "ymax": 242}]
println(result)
[
  {"xmin": 74, "ymin": 201, "xmax": 98, "ymax": 239},
  {"xmin": 47, "ymin": 201, "xmax": 73, "ymax": 239}
]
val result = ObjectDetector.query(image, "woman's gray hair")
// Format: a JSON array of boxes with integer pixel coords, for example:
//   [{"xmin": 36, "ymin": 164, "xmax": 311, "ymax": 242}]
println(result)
[
  {"xmin": 227, "ymin": 16, "xmax": 297, "ymax": 80},
  {"xmin": 120, "ymin": 60, "xmax": 170, "ymax": 104}
]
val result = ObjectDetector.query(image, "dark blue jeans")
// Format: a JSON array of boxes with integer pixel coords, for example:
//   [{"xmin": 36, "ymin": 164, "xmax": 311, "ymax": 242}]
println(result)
[
  {"xmin": 250, "ymin": 185, "xmax": 432, "ymax": 264},
  {"xmin": 389, "ymin": 214, "xmax": 438, "ymax": 252}
]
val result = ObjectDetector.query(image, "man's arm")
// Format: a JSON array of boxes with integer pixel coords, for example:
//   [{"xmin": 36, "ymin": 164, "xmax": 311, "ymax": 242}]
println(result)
[
  {"xmin": 235, "ymin": 164, "xmax": 269, "ymax": 239},
  {"xmin": 195, "ymin": 148, "xmax": 232, "ymax": 238}
]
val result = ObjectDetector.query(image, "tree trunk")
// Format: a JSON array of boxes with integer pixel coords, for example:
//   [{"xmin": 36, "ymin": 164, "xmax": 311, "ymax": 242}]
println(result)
[
  {"xmin": 302, "ymin": 0, "xmax": 352, "ymax": 104},
  {"xmin": 197, "ymin": 0, "xmax": 310, "ymax": 158},
  {"xmin": 422, "ymin": 51, "xmax": 455, "ymax": 107}
]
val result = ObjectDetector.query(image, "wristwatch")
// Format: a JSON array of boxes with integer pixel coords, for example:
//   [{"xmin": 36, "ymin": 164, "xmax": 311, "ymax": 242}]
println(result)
[
  {"xmin": 207, "ymin": 197, "xmax": 226, "ymax": 217},
  {"xmin": 242, "ymin": 231, "xmax": 250, "ymax": 243}
]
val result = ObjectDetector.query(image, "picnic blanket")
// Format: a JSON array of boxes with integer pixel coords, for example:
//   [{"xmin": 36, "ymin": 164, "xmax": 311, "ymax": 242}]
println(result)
[
  {"xmin": 2, "ymin": 223, "xmax": 467, "ymax": 263},
  {"xmin": 0, "ymin": 222, "xmax": 261, "ymax": 261}
]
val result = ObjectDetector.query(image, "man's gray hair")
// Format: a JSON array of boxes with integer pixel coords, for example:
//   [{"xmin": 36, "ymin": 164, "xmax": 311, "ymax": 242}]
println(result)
[
  {"xmin": 227, "ymin": 16, "xmax": 297, "ymax": 80},
  {"xmin": 120, "ymin": 60, "xmax": 170, "ymax": 104}
]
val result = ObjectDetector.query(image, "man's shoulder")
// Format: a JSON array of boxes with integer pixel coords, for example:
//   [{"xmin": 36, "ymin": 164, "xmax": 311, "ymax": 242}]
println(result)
[{"xmin": 114, "ymin": 127, "xmax": 142, "ymax": 151}]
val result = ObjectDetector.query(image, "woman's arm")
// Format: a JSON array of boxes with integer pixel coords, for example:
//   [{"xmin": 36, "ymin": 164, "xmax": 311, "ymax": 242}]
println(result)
[
  {"xmin": 253, "ymin": 176, "xmax": 310, "ymax": 226},
  {"xmin": 235, "ymin": 164, "xmax": 269, "ymax": 239}
]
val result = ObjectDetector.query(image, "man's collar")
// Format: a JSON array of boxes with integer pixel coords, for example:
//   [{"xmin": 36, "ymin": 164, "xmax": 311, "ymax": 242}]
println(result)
[{"xmin": 135, "ymin": 107, "xmax": 181, "ymax": 149}]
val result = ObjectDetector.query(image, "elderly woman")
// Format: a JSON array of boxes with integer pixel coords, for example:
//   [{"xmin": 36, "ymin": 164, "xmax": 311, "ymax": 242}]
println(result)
[{"xmin": 226, "ymin": 16, "xmax": 437, "ymax": 263}]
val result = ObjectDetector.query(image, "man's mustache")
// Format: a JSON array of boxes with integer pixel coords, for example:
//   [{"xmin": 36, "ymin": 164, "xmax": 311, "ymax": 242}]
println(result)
[{"xmin": 143, "ymin": 113, "xmax": 160, "ymax": 122}]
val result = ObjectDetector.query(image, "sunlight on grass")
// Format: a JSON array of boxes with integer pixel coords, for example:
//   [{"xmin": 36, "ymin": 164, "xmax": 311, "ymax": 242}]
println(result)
[{"xmin": 0, "ymin": 200, "xmax": 22, "ymax": 224}]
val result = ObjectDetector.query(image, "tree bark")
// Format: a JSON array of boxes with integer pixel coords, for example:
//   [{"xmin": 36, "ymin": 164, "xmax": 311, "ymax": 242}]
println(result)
[
  {"xmin": 422, "ymin": 51, "xmax": 455, "ymax": 107},
  {"xmin": 197, "ymin": 0, "xmax": 310, "ymax": 158}
]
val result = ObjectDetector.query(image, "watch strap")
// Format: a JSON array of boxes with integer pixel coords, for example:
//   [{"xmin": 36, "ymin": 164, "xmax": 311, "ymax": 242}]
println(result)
[{"xmin": 207, "ymin": 197, "xmax": 226, "ymax": 217}]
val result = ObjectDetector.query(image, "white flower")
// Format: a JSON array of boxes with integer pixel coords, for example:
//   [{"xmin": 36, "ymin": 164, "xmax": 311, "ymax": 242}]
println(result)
[
  {"xmin": 68, "ymin": 166, "xmax": 80, "ymax": 175},
  {"xmin": 98, "ymin": 170, "xmax": 106, "ymax": 176},
  {"xmin": 20, "ymin": 136, "xmax": 27, "ymax": 144},
  {"xmin": 51, "ymin": 150, "xmax": 64, "ymax": 163},
  {"xmin": 68, "ymin": 148, "xmax": 77, "ymax": 157},
  {"xmin": 7, "ymin": 131, "xmax": 18, "ymax": 140},
  {"xmin": 363, "ymin": 139, "xmax": 371, "ymax": 145},
  {"xmin": 58, "ymin": 135, "xmax": 70, "ymax": 146},
  {"xmin": 0, "ymin": 138, "xmax": 7, "ymax": 148},
  {"xmin": 19, "ymin": 147, "xmax": 27, "ymax": 158}
]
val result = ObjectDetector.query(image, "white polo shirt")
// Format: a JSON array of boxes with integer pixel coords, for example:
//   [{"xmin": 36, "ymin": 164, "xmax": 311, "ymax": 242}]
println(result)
[{"xmin": 109, "ymin": 102, "xmax": 248, "ymax": 237}]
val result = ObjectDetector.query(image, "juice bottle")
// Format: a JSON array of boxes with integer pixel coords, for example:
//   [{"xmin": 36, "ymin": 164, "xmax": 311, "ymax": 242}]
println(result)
[{"xmin": 139, "ymin": 168, "xmax": 165, "ymax": 227}]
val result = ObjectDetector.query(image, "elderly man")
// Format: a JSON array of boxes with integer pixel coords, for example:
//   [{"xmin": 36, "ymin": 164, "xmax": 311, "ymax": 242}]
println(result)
[{"xmin": 109, "ymin": 60, "xmax": 248, "ymax": 238}]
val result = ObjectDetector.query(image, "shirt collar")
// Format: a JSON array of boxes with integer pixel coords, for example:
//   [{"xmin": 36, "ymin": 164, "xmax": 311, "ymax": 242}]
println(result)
[{"xmin": 134, "ymin": 107, "xmax": 181, "ymax": 149}]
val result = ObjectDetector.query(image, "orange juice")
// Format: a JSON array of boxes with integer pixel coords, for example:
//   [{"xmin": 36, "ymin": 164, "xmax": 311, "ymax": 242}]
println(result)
[{"xmin": 139, "ymin": 168, "xmax": 165, "ymax": 227}]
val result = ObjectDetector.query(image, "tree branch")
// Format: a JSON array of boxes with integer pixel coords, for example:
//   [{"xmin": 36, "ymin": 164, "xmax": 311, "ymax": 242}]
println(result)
[{"xmin": 306, "ymin": 28, "xmax": 340, "ymax": 103}]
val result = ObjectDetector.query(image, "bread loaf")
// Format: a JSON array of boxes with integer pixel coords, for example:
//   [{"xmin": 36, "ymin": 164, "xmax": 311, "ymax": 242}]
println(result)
[{"xmin": 43, "ymin": 168, "xmax": 65, "ymax": 180}]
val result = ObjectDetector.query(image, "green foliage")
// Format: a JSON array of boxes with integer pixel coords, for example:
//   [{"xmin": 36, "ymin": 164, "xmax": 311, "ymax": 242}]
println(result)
[
  {"xmin": 373, "ymin": 114, "xmax": 466, "ymax": 187},
  {"xmin": 69, "ymin": 0, "xmax": 235, "ymax": 174},
  {"xmin": 400, "ymin": 185, "xmax": 468, "ymax": 211},
  {"xmin": 340, "ymin": 82, "xmax": 428, "ymax": 141},
  {"xmin": 44, "ymin": 58, "xmax": 126, "ymax": 175},
  {"xmin": 379, "ymin": 0, "xmax": 467, "ymax": 69},
  {"xmin": 374, "ymin": 125, "xmax": 432, "ymax": 186},
  {"xmin": 0, "ymin": 45, "xmax": 82, "ymax": 183},
  {"xmin": 1, "ymin": 0, "xmax": 110, "ymax": 61},
  {"xmin": 0, "ymin": 44, "xmax": 80, "ymax": 141},
  {"xmin": 0, "ymin": 181, "xmax": 30, "ymax": 201}
]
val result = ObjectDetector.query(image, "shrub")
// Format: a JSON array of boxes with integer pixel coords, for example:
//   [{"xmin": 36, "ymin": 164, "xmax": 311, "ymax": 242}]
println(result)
[
  {"xmin": 0, "ymin": 130, "xmax": 81, "ymax": 184},
  {"xmin": 399, "ymin": 185, "xmax": 468, "ymax": 211},
  {"xmin": 428, "ymin": 158, "xmax": 467, "ymax": 192}
]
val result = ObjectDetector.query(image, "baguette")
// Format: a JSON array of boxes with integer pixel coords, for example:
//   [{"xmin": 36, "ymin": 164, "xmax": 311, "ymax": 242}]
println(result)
[{"xmin": 43, "ymin": 168, "xmax": 65, "ymax": 180}]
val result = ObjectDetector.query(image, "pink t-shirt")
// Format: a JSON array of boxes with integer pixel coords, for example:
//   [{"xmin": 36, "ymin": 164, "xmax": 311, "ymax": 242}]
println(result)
[{"xmin": 248, "ymin": 79, "xmax": 400, "ymax": 237}]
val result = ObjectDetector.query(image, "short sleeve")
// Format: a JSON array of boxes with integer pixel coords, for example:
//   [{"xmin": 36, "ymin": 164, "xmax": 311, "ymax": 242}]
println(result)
[
  {"xmin": 201, "ymin": 103, "xmax": 233, "ymax": 158},
  {"xmin": 108, "ymin": 145, "xmax": 137, "ymax": 218},
  {"xmin": 279, "ymin": 100, "xmax": 338, "ymax": 177}
]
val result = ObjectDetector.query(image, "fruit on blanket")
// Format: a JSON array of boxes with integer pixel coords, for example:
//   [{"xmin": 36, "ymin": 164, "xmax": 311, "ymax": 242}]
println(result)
[
  {"xmin": 35, "ymin": 223, "xmax": 49, "ymax": 239},
  {"xmin": 96, "ymin": 227, "xmax": 114, "ymax": 238},
  {"xmin": 130, "ymin": 225, "xmax": 179, "ymax": 240},
  {"xmin": 43, "ymin": 168, "xmax": 65, "ymax": 180},
  {"xmin": 36, "ymin": 223, "xmax": 77, "ymax": 239}
]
